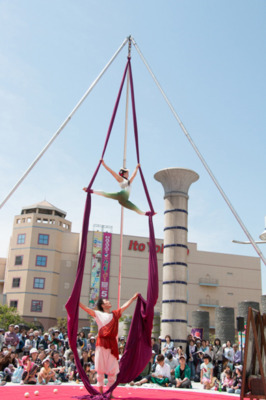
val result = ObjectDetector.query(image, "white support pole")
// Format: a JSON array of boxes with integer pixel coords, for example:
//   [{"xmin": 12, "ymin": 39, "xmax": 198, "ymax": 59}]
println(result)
[
  {"xmin": 0, "ymin": 37, "xmax": 129, "ymax": 210},
  {"xmin": 131, "ymin": 37, "xmax": 266, "ymax": 266},
  {"xmin": 117, "ymin": 38, "xmax": 131, "ymax": 308}
]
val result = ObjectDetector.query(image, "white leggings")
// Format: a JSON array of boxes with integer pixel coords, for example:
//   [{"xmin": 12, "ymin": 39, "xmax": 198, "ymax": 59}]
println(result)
[{"xmin": 97, "ymin": 373, "xmax": 116, "ymax": 388}]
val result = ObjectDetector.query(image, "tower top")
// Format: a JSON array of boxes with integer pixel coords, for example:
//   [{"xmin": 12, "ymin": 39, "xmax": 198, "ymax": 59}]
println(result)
[{"xmin": 20, "ymin": 200, "xmax": 67, "ymax": 218}]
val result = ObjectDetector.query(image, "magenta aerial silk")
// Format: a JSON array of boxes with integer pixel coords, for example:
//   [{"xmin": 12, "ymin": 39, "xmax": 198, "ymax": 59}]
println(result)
[{"xmin": 65, "ymin": 58, "xmax": 158, "ymax": 399}]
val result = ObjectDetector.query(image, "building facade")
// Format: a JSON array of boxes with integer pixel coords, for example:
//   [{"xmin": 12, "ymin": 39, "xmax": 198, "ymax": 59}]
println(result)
[{"xmin": 2, "ymin": 201, "xmax": 262, "ymax": 332}]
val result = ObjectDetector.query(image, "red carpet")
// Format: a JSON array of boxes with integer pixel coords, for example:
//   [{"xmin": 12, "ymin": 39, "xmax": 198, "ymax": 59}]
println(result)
[{"xmin": 0, "ymin": 385, "xmax": 243, "ymax": 400}]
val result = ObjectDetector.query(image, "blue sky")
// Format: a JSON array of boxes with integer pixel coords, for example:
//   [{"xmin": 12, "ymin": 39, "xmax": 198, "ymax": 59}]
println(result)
[{"xmin": 0, "ymin": 0, "xmax": 265, "ymax": 293}]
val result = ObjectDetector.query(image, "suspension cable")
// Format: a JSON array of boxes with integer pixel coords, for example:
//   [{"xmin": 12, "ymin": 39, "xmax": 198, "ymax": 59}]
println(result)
[
  {"xmin": 131, "ymin": 36, "xmax": 266, "ymax": 266},
  {"xmin": 0, "ymin": 37, "xmax": 129, "ymax": 210}
]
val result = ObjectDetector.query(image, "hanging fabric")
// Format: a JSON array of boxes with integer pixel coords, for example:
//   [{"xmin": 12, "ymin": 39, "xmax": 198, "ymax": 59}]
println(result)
[{"xmin": 65, "ymin": 57, "xmax": 158, "ymax": 399}]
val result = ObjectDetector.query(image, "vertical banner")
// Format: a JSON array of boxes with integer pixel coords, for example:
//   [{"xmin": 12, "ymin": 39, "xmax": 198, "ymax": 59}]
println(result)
[
  {"xmin": 99, "ymin": 232, "xmax": 112, "ymax": 299},
  {"xmin": 89, "ymin": 231, "xmax": 103, "ymax": 308}
]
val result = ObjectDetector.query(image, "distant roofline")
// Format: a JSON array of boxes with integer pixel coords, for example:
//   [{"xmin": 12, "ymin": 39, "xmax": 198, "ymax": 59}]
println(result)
[{"xmin": 21, "ymin": 200, "xmax": 67, "ymax": 218}]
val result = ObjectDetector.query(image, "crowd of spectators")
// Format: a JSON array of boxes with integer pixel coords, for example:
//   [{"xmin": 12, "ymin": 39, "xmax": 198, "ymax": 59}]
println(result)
[{"xmin": 0, "ymin": 324, "xmax": 242, "ymax": 393}]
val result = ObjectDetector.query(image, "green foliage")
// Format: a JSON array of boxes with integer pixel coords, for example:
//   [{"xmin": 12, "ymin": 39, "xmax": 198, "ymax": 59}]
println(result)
[
  {"xmin": 0, "ymin": 304, "xmax": 24, "ymax": 330},
  {"xmin": 56, "ymin": 317, "xmax": 67, "ymax": 330}
]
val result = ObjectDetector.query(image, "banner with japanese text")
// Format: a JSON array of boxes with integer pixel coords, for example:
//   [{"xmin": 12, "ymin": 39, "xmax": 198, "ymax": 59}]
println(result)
[
  {"xmin": 99, "ymin": 232, "xmax": 112, "ymax": 299},
  {"xmin": 89, "ymin": 231, "xmax": 103, "ymax": 308}
]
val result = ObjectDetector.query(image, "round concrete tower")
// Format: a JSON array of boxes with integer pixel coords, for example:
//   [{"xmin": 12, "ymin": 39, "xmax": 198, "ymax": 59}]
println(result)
[{"xmin": 154, "ymin": 168, "xmax": 199, "ymax": 347}]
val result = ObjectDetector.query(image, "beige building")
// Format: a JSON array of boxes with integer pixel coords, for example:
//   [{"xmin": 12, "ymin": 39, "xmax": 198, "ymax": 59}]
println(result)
[{"xmin": 2, "ymin": 200, "xmax": 262, "ymax": 332}]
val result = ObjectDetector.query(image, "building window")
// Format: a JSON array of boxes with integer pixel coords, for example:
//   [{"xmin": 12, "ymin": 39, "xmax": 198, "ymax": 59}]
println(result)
[
  {"xmin": 38, "ymin": 234, "xmax": 49, "ymax": 245},
  {"xmin": 33, "ymin": 278, "xmax": 45, "ymax": 289},
  {"xmin": 31, "ymin": 300, "xmax": 43, "ymax": 312},
  {"xmin": 36, "ymin": 256, "xmax": 47, "ymax": 267},
  {"xmin": 17, "ymin": 234, "xmax": 26, "ymax": 244},
  {"xmin": 12, "ymin": 278, "xmax": 21, "ymax": 288},
  {"xmin": 15, "ymin": 255, "xmax": 23, "ymax": 266},
  {"xmin": 10, "ymin": 300, "xmax": 18, "ymax": 309}
]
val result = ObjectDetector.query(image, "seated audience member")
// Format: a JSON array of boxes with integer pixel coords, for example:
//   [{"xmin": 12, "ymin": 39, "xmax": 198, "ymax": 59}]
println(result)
[
  {"xmin": 50, "ymin": 350, "xmax": 68, "ymax": 382},
  {"xmin": 80, "ymin": 349, "xmax": 89, "ymax": 368},
  {"xmin": 162, "ymin": 335, "xmax": 174, "ymax": 356},
  {"xmin": 21, "ymin": 355, "xmax": 38, "ymax": 384},
  {"xmin": 38, "ymin": 357, "xmax": 56, "ymax": 384},
  {"xmin": 165, "ymin": 352, "xmax": 178, "ymax": 383},
  {"xmin": 200, "ymin": 353, "xmax": 214, "ymax": 390},
  {"xmin": 228, "ymin": 365, "xmax": 242, "ymax": 394},
  {"xmin": 135, "ymin": 354, "xmax": 171, "ymax": 387},
  {"xmin": 222, "ymin": 369, "xmax": 234, "ymax": 392},
  {"xmin": 65, "ymin": 351, "xmax": 77, "ymax": 381},
  {"xmin": 84, "ymin": 362, "xmax": 97, "ymax": 384},
  {"xmin": 175, "ymin": 354, "xmax": 192, "ymax": 388},
  {"xmin": 130, "ymin": 352, "xmax": 156, "ymax": 385},
  {"xmin": 0, "ymin": 346, "xmax": 13, "ymax": 373}
]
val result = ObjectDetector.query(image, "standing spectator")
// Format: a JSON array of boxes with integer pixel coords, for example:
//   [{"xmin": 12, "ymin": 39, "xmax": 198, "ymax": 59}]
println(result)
[
  {"xmin": 4, "ymin": 324, "xmax": 19, "ymax": 351},
  {"xmin": 33, "ymin": 331, "xmax": 41, "ymax": 349},
  {"xmin": 213, "ymin": 338, "xmax": 223, "ymax": 379},
  {"xmin": 151, "ymin": 337, "xmax": 160, "ymax": 355},
  {"xmin": 58, "ymin": 328, "xmax": 66, "ymax": 341},
  {"xmin": 0, "ymin": 329, "xmax": 5, "ymax": 351},
  {"xmin": 162, "ymin": 335, "xmax": 174, "ymax": 356},
  {"xmin": 187, "ymin": 339, "xmax": 196, "ymax": 380},
  {"xmin": 200, "ymin": 339, "xmax": 209, "ymax": 354},
  {"xmin": 185, "ymin": 334, "xmax": 193, "ymax": 359},
  {"xmin": 223, "ymin": 341, "xmax": 234, "ymax": 367},
  {"xmin": 24, "ymin": 332, "xmax": 34, "ymax": 352},
  {"xmin": 200, "ymin": 354, "xmax": 214, "ymax": 390},
  {"xmin": 40, "ymin": 333, "xmax": 50, "ymax": 350},
  {"xmin": 175, "ymin": 354, "xmax": 192, "ymax": 388},
  {"xmin": 87, "ymin": 336, "xmax": 96, "ymax": 352}
]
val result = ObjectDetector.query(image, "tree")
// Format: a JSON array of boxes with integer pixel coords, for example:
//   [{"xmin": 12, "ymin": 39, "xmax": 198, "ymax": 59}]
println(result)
[
  {"xmin": 0, "ymin": 304, "xmax": 24, "ymax": 330},
  {"xmin": 56, "ymin": 317, "xmax": 67, "ymax": 331}
]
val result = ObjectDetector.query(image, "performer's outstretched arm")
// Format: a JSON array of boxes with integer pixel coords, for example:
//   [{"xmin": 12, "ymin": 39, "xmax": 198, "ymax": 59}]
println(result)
[
  {"xmin": 79, "ymin": 302, "xmax": 96, "ymax": 318},
  {"xmin": 101, "ymin": 159, "xmax": 123, "ymax": 183},
  {"xmin": 121, "ymin": 293, "xmax": 139, "ymax": 314},
  {"xmin": 129, "ymin": 163, "xmax": 140, "ymax": 184}
]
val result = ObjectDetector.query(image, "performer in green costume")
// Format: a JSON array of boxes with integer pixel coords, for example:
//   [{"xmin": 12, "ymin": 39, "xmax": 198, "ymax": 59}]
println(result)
[{"xmin": 83, "ymin": 159, "xmax": 145, "ymax": 215}]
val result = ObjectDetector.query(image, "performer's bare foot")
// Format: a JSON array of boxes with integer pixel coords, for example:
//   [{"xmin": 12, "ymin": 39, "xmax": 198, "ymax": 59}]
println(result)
[{"xmin": 99, "ymin": 386, "xmax": 103, "ymax": 394}]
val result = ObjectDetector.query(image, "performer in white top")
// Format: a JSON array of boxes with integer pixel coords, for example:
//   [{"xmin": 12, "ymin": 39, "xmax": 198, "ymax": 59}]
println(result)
[
  {"xmin": 79, "ymin": 293, "xmax": 138, "ymax": 395},
  {"xmin": 83, "ymin": 159, "xmax": 146, "ymax": 215}
]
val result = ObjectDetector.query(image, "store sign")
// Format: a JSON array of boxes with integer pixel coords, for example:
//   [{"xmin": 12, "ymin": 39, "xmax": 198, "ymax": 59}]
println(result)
[{"xmin": 128, "ymin": 240, "xmax": 164, "ymax": 253}]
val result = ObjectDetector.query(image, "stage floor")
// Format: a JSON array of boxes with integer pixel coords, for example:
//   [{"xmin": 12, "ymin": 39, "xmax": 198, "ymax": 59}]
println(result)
[{"xmin": 0, "ymin": 383, "xmax": 244, "ymax": 400}]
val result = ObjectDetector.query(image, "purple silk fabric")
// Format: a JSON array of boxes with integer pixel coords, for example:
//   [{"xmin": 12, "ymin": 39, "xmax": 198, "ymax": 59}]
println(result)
[{"xmin": 65, "ymin": 58, "xmax": 158, "ymax": 399}]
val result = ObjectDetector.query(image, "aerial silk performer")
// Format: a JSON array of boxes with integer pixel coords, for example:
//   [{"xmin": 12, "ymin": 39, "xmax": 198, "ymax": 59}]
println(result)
[
  {"xmin": 83, "ymin": 160, "xmax": 146, "ymax": 215},
  {"xmin": 65, "ymin": 56, "xmax": 158, "ymax": 400}
]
